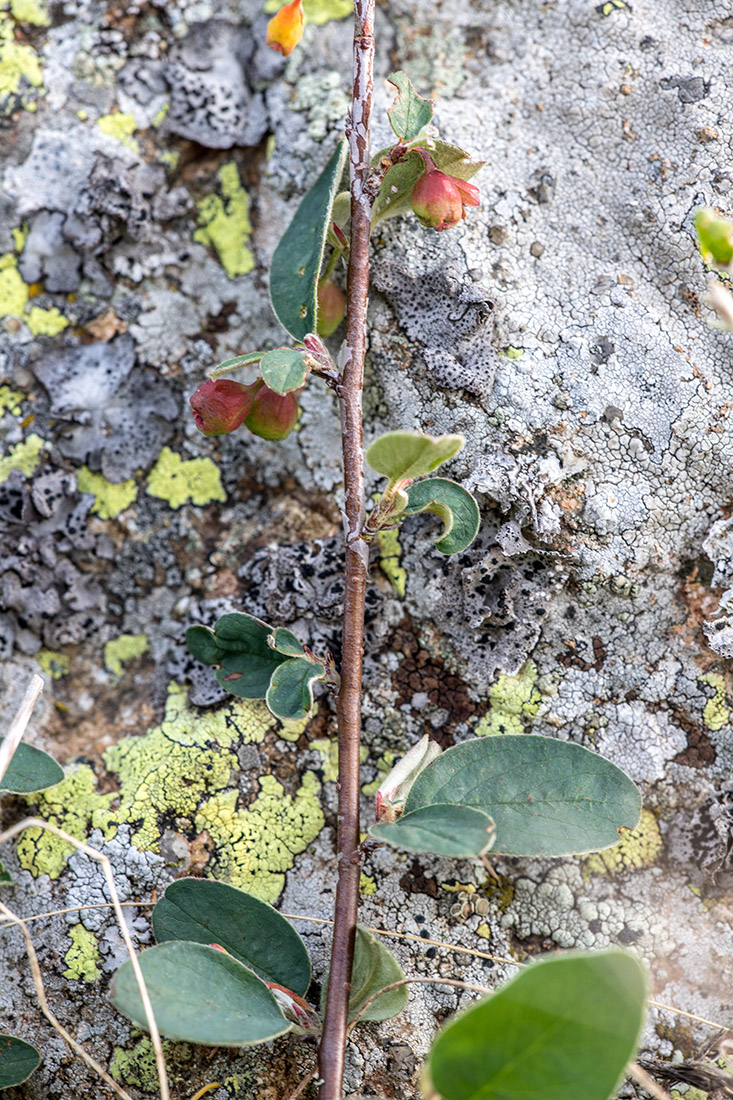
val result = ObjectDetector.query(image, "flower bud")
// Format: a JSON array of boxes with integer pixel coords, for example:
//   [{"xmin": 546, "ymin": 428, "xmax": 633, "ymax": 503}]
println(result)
[
  {"xmin": 375, "ymin": 735, "xmax": 443, "ymax": 823},
  {"xmin": 265, "ymin": 982, "xmax": 321, "ymax": 1034},
  {"xmin": 266, "ymin": 0, "xmax": 304, "ymax": 57},
  {"xmin": 190, "ymin": 378, "xmax": 262, "ymax": 436},
  {"xmin": 316, "ymin": 278, "xmax": 346, "ymax": 338},
  {"xmin": 410, "ymin": 153, "xmax": 480, "ymax": 232},
  {"xmin": 245, "ymin": 385, "xmax": 299, "ymax": 441}
]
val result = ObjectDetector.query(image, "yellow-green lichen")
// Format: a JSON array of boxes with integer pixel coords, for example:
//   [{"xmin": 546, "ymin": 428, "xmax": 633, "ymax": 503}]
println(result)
[
  {"xmin": 18, "ymin": 765, "xmax": 115, "ymax": 878},
  {"xmin": 104, "ymin": 633, "xmax": 149, "ymax": 678},
  {"xmin": 110, "ymin": 1037, "xmax": 193, "ymax": 1090},
  {"xmin": 263, "ymin": 0, "xmax": 353, "ymax": 23},
  {"xmin": 498, "ymin": 346, "xmax": 524, "ymax": 359},
  {"xmin": 158, "ymin": 150, "xmax": 180, "ymax": 172},
  {"xmin": 25, "ymin": 306, "xmax": 69, "ymax": 336},
  {"xmin": 97, "ymin": 112, "xmax": 139, "ymax": 152},
  {"xmin": 146, "ymin": 446, "xmax": 226, "ymax": 509},
  {"xmin": 196, "ymin": 771, "xmax": 324, "ymax": 904},
  {"xmin": 582, "ymin": 808, "xmax": 663, "ymax": 879},
  {"xmin": 152, "ymin": 101, "xmax": 169, "ymax": 127},
  {"xmin": 0, "ymin": 13, "xmax": 43, "ymax": 113},
  {"xmin": 360, "ymin": 872, "xmax": 376, "ymax": 896},
  {"xmin": 193, "ymin": 162, "xmax": 254, "ymax": 279},
  {"xmin": 64, "ymin": 923, "xmax": 101, "ymax": 981},
  {"xmin": 312, "ymin": 738, "xmax": 367, "ymax": 783},
  {"xmin": 0, "ymin": 253, "xmax": 29, "ymax": 316},
  {"xmin": 37, "ymin": 648, "xmax": 70, "ymax": 680},
  {"xmin": 10, "ymin": 0, "xmax": 50, "ymax": 26},
  {"xmin": 700, "ymin": 672, "xmax": 730, "ymax": 731},
  {"xmin": 11, "ymin": 223, "xmax": 27, "ymax": 251},
  {"xmin": 475, "ymin": 660, "xmax": 541, "ymax": 736},
  {"xmin": 0, "ymin": 432, "xmax": 44, "ymax": 479},
  {"xmin": 77, "ymin": 466, "xmax": 137, "ymax": 519},
  {"xmin": 376, "ymin": 526, "xmax": 407, "ymax": 597},
  {"xmin": 0, "ymin": 384, "xmax": 23, "ymax": 416}
]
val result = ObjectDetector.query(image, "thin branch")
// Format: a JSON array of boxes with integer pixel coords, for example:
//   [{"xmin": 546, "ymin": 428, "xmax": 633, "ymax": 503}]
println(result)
[
  {"xmin": 627, "ymin": 1061, "xmax": 674, "ymax": 1100},
  {"xmin": 0, "ymin": 897, "xmax": 135, "ymax": 1100},
  {"xmin": 0, "ymin": 817, "xmax": 170, "ymax": 1100},
  {"xmin": 317, "ymin": 1, "xmax": 376, "ymax": 1098},
  {"xmin": 0, "ymin": 673, "xmax": 43, "ymax": 787}
]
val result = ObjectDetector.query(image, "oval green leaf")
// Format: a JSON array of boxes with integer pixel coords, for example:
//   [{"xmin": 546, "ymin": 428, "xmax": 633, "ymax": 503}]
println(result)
[
  {"xmin": 185, "ymin": 625, "xmax": 224, "ymax": 666},
  {"xmin": 269, "ymin": 139, "xmax": 348, "ymax": 341},
  {"xmin": 186, "ymin": 612, "xmax": 290, "ymax": 699},
  {"xmin": 321, "ymin": 927, "xmax": 408, "ymax": 1023},
  {"xmin": 405, "ymin": 735, "xmax": 641, "ymax": 856},
  {"xmin": 387, "ymin": 71, "xmax": 433, "ymax": 142},
  {"xmin": 370, "ymin": 804, "xmax": 495, "ymax": 858},
  {"xmin": 110, "ymin": 941, "xmax": 290, "ymax": 1046},
  {"xmin": 366, "ymin": 431, "xmax": 465, "ymax": 488},
  {"xmin": 152, "ymin": 878, "xmax": 310, "ymax": 996},
  {"xmin": 265, "ymin": 658, "xmax": 325, "ymax": 722},
  {"xmin": 373, "ymin": 140, "xmax": 485, "ymax": 226},
  {"xmin": 260, "ymin": 349, "xmax": 310, "ymax": 395},
  {"xmin": 0, "ymin": 1034, "xmax": 41, "ymax": 1088},
  {"xmin": 269, "ymin": 627, "xmax": 306, "ymax": 657},
  {"xmin": 426, "ymin": 950, "xmax": 647, "ymax": 1100},
  {"xmin": 403, "ymin": 477, "xmax": 480, "ymax": 554},
  {"xmin": 0, "ymin": 742, "xmax": 63, "ymax": 794}
]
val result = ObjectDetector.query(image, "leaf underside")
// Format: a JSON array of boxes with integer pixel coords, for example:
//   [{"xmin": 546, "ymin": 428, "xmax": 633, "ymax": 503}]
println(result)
[
  {"xmin": 404, "ymin": 477, "xmax": 480, "ymax": 554},
  {"xmin": 321, "ymin": 926, "xmax": 408, "ymax": 1023},
  {"xmin": 387, "ymin": 70, "xmax": 433, "ymax": 141},
  {"xmin": 265, "ymin": 658, "xmax": 326, "ymax": 722},
  {"xmin": 365, "ymin": 431, "xmax": 465, "ymax": 486},
  {"xmin": 370, "ymin": 803, "xmax": 496, "ymax": 858},
  {"xmin": 259, "ymin": 348, "xmax": 310, "ymax": 395}
]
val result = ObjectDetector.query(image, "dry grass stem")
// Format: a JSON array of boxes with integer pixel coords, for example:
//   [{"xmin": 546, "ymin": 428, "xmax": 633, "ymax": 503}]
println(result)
[{"xmin": 628, "ymin": 1060, "xmax": 674, "ymax": 1100}]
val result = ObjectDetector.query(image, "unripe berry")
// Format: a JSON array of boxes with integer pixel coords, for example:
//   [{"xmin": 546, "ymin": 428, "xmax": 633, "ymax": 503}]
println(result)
[
  {"xmin": 245, "ymin": 385, "xmax": 299, "ymax": 441},
  {"xmin": 190, "ymin": 379, "xmax": 262, "ymax": 436},
  {"xmin": 316, "ymin": 278, "xmax": 346, "ymax": 338},
  {"xmin": 410, "ymin": 152, "xmax": 480, "ymax": 232}
]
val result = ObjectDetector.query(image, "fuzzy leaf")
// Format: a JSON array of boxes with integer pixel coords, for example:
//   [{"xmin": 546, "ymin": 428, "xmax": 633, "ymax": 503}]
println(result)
[
  {"xmin": 265, "ymin": 658, "xmax": 325, "ymax": 722},
  {"xmin": 321, "ymin": 927, "xmax": 408, "ymax": 1023},
  {"xmin": 209, "ymin": 352, "xmax": 264, "ymax": 379},
  {"xmin": 405, "ymin": 735, "xmax": 641, "ymax": 856},
  {"xmin": 0, "ymin": 742, "xmax": 63, "ymax": 794},
  {"xmin": 387, "ymin": 71, "xmax": 433, "ymax": 141},
  {"xmin": 403, "ymin": 477, "xmax": 480, "ymax": 554},
  {"xmin": 366, "ymin": 431, "xmax": 464, "ymax": 488},
  {"xmin": 373, "ymin": 140, "xmax": 485, "ymax": 226},
  {"xmin": 270, "ymin": 139, "xmax": 348, "ymax": 340},
  {"xmin": 110, "ymin": 942, "xmax": 290, "ymax": 1046},
  {"xmin": 269, "ymin": 627, "xmax": 307, "ymax": 657},
  {"xmin": 259, "ymin": 348, "xmax": 310, "ymax": 395},
  {"xmin": 426, "ymin": 950, "xmax": 646, "ymax": 1100},
  {"xmin": 186, "ymin": 613, "xmax": 290, "ymax": 699},
  {"xmin": 152, "ymin": 879, "xmax": 310, "ymax": 996},
  {"xmin": 371, "ymin": 804, "xmax": 495, "ymax": 858},
  {"xmin": 0, "ymin": 1034, "xmax": 41, "ymax": 1088}
]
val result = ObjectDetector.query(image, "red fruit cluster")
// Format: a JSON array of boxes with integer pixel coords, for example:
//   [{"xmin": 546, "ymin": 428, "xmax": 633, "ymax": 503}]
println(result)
[{"xmin": 190, "ymin": 378, "xmax": 299, "ymax": 441}]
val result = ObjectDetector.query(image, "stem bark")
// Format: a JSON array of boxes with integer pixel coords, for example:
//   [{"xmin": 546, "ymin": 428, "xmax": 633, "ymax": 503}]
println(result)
[{"xmin": 317, "ymin": 2, "xmax": 375, "ymax": 1098}]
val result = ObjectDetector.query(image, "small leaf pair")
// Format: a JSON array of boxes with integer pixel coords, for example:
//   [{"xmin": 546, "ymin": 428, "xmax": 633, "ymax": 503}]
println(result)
[
  {"xmin": 110, "ymin": 879, "xmax": 406, "ymax": 1045},
  {"xmin": 186, "ymin": 612, "xmax": 335, "ymax": 722},
  {"xmin": 365, "ymin": 430, "xmax": 480, "ymax": 555}
]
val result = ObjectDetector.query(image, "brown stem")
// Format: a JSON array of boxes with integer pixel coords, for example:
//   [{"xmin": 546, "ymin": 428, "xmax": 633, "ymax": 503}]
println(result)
[{"xmin": 317, "ymin": 2, "xmax": 375, "ymax": 1098}]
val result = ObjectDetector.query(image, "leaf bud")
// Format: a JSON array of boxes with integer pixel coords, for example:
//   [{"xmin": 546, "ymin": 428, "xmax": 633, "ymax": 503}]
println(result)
[
  {"xmin": 316, "ymin": 278, "xmax": 346, "ymax": 337},
  {"xmin": 245, "ymin": 384, "xmax": 299, "ymax": 441},
  {"xmin": 410, "ymin": 150, "xmax": 480, "ymax": 232},
  {"xmin": 190, "ymin": 378, "xmax": 262, "ymax": 436},
  {"xmin": 375, "ymin": 735, "xmax": 443, "ymax": 823},
  {"xmin": 266, "ymin": 0, "xmax": 304, "ymax": 57}
]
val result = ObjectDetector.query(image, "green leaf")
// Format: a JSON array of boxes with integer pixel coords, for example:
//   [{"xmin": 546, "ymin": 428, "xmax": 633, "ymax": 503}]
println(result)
[
  {"xmin": 373, "ymin": 140, "xmax": 485, "ymax": 226},
  {"xmin": 426, "ymin": 950, "xmax": 647, "ymax": 1100},
  {"xmin": 695, "ymin": 207, "xmax": 733, "ymax": 268},
  {"xmin": 370, "ymin": 804, "xmax": 495, "ymax": 858},
  {"xmin": 110, "ymin": 941, "xmax": 290, "ymax": 1046},
  {"xmin": 0, "ymin": 1034, "xmax": 41, "ymax": 1088},
  {"xmin": 265, "ymin": 658, "xmax": 326, "ymax": 722},
  {"xmin": 321, "ymin": 927, "xmax": 408, "ymax": 1023},
  {"xmin": 259, "ymin": 349, "xmax": 310, "ymax": 395},
  {"xmin": 269, "ymin": 627, "xmax": 306, "ymax": 657},
  {"xmin": 366, "ymin": 431, "xmax": 465, "ymax": 489},
  {"xmin": 0, "ymin": 742, "xmax": 63, "ymax": 794},
  {"xmin": 0, "ymin": 862, "xmax": 11, "ymax": 886},
  {"xmin": 186, "ymin": 613, "xmax": 290, "ymax": 700},
  {"xmin": 269, "ymin": 139, "xmax": 348, "ymax": 340},
  {"xmin": 405, "ymin": 735, "xmax": 641, "ymax": 857},
  {"xmin": 209, "ymin": 352, "xmax": 264, "ymax": 379},
  {"xmin": 403, "ymin": 477, "xmax": 480, "ymax": 554},
  {"xmin": 386, "ymin": 71, "xmax": 433, "ymax": 141},
  {"xmin": 152, "ymin": 879, "xmax": 310, "ymax": 996}
]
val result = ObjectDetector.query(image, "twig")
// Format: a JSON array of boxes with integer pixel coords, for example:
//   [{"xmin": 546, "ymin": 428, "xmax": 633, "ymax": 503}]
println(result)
[
  {"xmin": 0, "ymin": 817, "xmax": 170, "ymax": 1100},
  {"xmin": 0, "ymin": 673, "xmax": 43, "ymax": 787},
  {"xmin": 318, "ymin": 2, "xmax": 376, "ymax": 1098},
  {"xmin": 627, "ymin": 1061, "xmax": 674, "ymax": 1100},
  {"xmin": 0, "ymin": 897, "xmax": 135, "ymax": 1100},
  {"xmin": 284, "ymin": 1065, "xmax": 319, "ymax": 1100}
]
